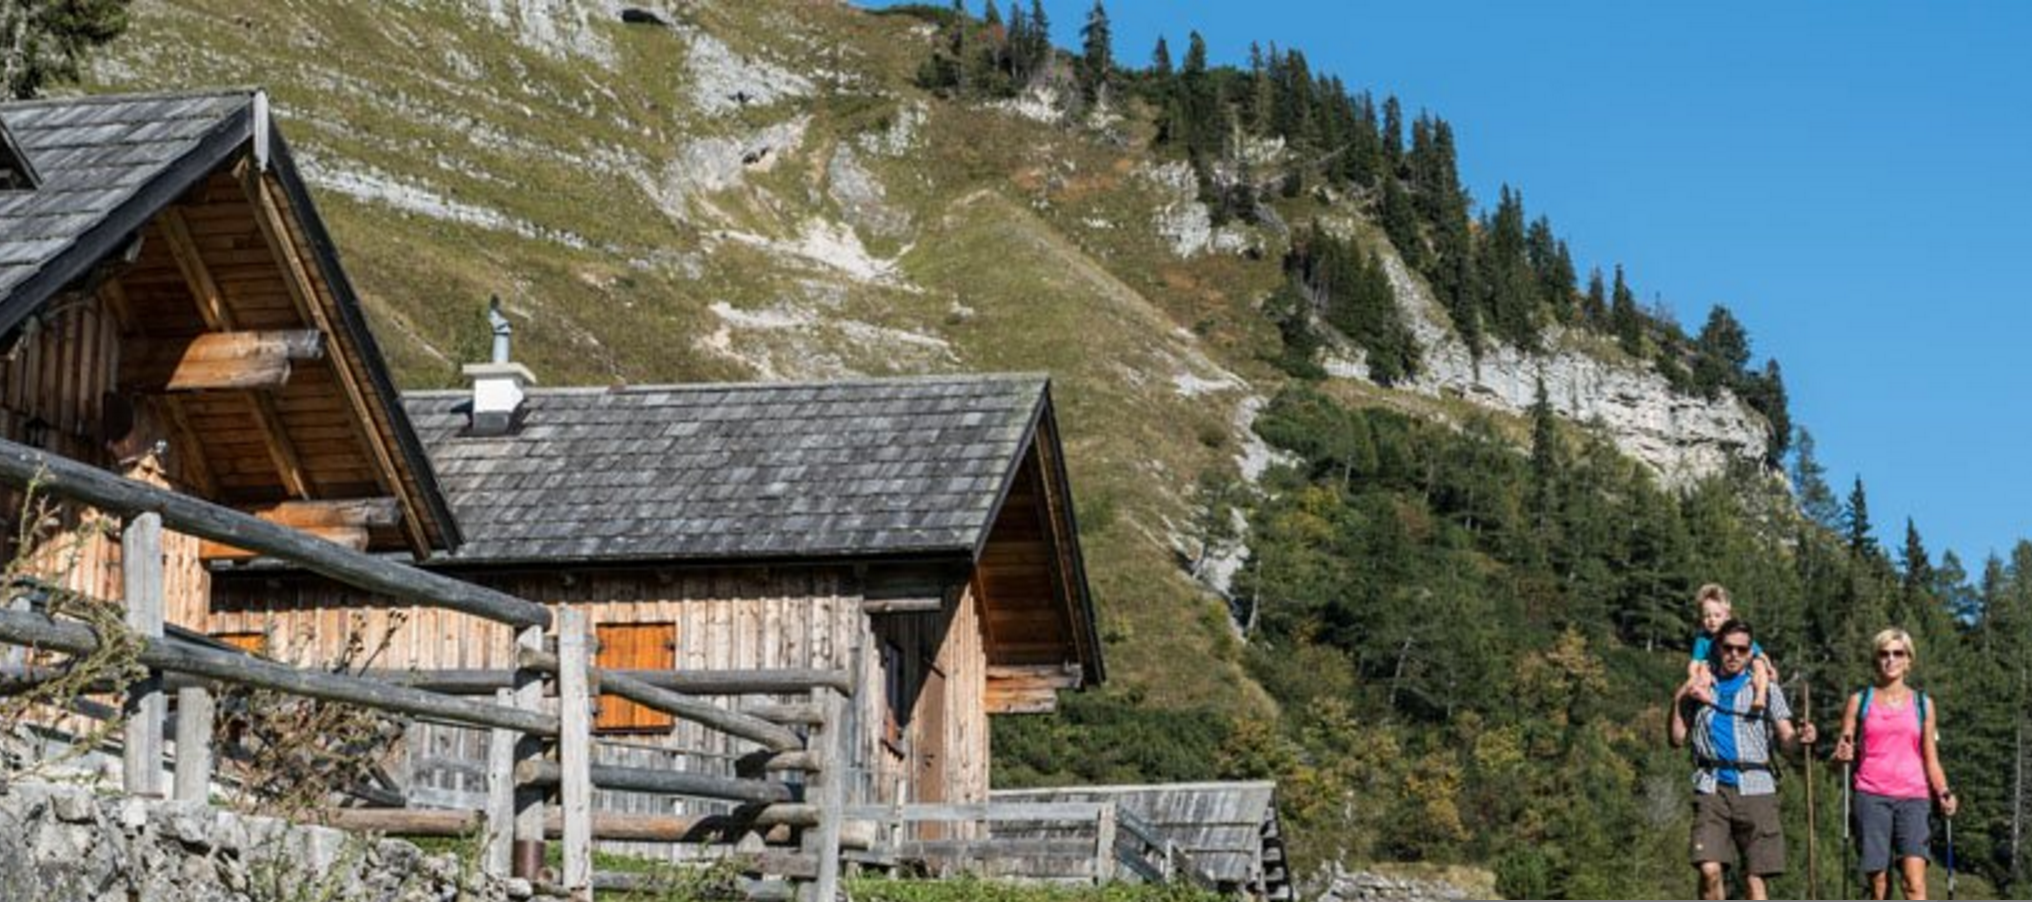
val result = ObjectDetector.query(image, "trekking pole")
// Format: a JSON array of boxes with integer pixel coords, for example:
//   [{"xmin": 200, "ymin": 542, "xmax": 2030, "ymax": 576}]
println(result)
[
  {"xmin": 1805, "ymin": 679, "xmax": 1820, "ymax": 900},
  {"xmin": 1842, "ymin": 760, "xmax": 1853, "ymax": 900},
  {"xmin": 1945, "ymin": 810, "xmax": 1956, "ymax": 901}
]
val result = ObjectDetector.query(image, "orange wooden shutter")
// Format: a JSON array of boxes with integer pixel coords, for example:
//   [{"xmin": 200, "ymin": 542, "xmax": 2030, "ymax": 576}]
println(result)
[
  {"xmin": 212, "ymin": 631, "xmax": 267, "ymax": 655},
  {"xmin": 595, "ymin": 622, "xmax": 676, "ymax": 733}
]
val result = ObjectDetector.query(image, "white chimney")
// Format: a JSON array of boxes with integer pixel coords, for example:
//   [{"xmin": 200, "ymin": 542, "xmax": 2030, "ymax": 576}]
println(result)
[{"xmin": 464, "ymin": 297, "xmax": 535, "ymax": 436}]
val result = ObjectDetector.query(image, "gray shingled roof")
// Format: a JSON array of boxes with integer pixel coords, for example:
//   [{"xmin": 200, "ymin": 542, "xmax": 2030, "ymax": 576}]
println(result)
[
  {"xmin": 402, "ymin": 375, "xmax": 1050, "ymax": 564},
  {"xmin": 0, "ymin": 91, "xmax": 253, "ymax": 325}
]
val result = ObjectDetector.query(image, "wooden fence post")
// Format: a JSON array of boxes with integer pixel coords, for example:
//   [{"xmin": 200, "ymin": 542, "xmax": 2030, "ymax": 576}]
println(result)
[
  {"xmin": 122, "ymin": 511, "xmax": 164, "ymax": 797},
  {"xmin": 1094, "ymin": 802, "xmax": 1118, "ymax": 884},
  {"xmin": 800, "ymin": 634, "xmax": 854, "ymax": 902},
  {"xmin": 171, "ymin": 684, "xmax": 212, "ymax": 802},
  {"xmin": 512, "ymin": 623, "xmax": 548, "ymax": 881},
  {"xmin": 486, "ymin": 688, "xmax": 517, "ymax": 879},
  {"xmin": 557, "ymin": 609, "xmax": 594, "ymax": 900}
]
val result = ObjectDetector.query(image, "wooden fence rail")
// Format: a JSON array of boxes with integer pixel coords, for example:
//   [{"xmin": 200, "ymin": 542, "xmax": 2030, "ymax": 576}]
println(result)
[{"xmin": 0, "ymin": 445, "xmax": 867, "ymax": 902}]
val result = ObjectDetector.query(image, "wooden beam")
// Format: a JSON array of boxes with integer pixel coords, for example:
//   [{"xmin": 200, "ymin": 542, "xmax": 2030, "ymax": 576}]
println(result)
[
  {"xmin": 119, "ymin": 330, "xmax": 325, "ymax": 393},
  {"xmin": 0, "ymin": 438, "xmax": 552, "ymax": 628},
  {"xmin": 158, "ymin": 208, "xmax": 235, "ymax": 331},
  {"xmin": 862, "ymin": 597, "xmax": 943, "ymax": 615},
  {"xmin": 520, "ymin": 649, "xmax": 804, "ymax": 752},
  {"xmin": 199, "ymin": 525, "xmax": 367, "ymax": 562},
  {"xmin": 248, "ymin": 392, "xmax": 312, "ymax": 499},
  {"xmin": 242, "ymin": 170, "xmax": 430, "ymax": 556},
  {"xmin": 240, "ymin": 497, "xmax": 402, "ymax": 530},
  {"xmin": 0, "ymin": 608, "xmax": 558, "ymax": 734},
  {"xmin": 199, "ymin": 498, "xmax": 399, "ymax": 560},
  {"xmin": 318, "ymin": 805, "xmax": 839, "ymax": 841},
  {"xmin": 519, "ymin": 759, "xmax": 795, "ymax": 806},
  {"xmin": 158, "ymin": 398, "xmax": 219, "ymax": 498}
]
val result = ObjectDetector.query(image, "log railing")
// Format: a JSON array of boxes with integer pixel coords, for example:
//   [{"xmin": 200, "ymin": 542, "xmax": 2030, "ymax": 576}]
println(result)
[
  {"xmin": 0, "ymin": 438, "xmax": 857, "ymax": 902},
  {"xmin": 842, "ymin": 801, "xmax": 1217, "ymax": 888}
]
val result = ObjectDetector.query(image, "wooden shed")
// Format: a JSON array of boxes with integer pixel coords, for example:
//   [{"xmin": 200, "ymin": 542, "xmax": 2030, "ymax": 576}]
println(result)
[
  {"xmin": 992, "ymin": 782, "xmax": 1292, "ymax": 900},
  {"xmin": 205, "ymin": 373, "xmax": 1105, "ymax": 817}
]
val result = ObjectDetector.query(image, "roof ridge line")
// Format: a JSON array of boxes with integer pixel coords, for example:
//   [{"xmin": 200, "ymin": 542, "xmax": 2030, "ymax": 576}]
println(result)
[
  {"xmin": 400, "ymin": 372, "xmax": 1052, "ymax": 398},
  {"xmin": 0, "ymin": 87, "xmax": 259, "ymax": 109}
]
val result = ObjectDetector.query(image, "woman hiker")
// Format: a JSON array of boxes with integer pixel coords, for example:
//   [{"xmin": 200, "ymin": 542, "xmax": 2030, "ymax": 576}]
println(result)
[{"xmin": 1833, "ymin": 628, "xmax": 1959, "ymax": 900}]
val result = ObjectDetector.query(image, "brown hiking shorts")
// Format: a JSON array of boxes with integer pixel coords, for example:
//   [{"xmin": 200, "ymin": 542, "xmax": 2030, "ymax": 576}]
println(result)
[{"xmin": 1691, "ymin": 785, "xmax": 1786, "ymax": 876}]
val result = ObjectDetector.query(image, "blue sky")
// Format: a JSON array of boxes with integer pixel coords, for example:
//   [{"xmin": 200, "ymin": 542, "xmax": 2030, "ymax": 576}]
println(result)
[{"xmin": 868, "ymin": 2, "xmax": 2032, "ymax": 572}]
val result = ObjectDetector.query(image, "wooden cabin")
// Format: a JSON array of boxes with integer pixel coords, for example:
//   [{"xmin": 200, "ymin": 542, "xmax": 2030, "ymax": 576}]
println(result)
[
  {"xmin": 209, "ymin": 373, "xmax": 1106, "ymax": 817},
  {"xmin": 0, "ymin": 88, "xmax": 458, "ymax": 624},
  {"xmin": 0, "ymin": 90, "xmax": 1105, "ymax": 823}
]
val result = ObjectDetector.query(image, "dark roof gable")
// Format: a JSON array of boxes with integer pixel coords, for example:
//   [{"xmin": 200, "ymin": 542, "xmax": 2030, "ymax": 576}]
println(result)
[
  {"xmin": 403, "ymin": 375, "xmax": 1053, "ymax": 564},
  {"xmin": 0, "ymin": 89, "xmax": 461, "ymax": 551}
]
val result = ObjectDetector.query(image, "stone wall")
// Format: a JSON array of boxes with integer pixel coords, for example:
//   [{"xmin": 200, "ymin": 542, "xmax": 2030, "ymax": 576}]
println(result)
[{"xmin": 0, "ymin": 782, "xmax": 538, "ymax": 902}]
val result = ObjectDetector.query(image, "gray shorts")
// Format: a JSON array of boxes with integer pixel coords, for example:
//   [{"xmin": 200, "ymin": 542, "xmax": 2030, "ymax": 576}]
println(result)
[{"xmin": 1854, "ymin": 791, "xmax": 1931, "ymax": 873}]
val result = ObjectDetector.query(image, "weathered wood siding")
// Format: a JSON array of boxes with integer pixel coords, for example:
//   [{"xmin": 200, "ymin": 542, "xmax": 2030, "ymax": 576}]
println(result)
[
  {"xmin": 206, "ymin": 564, "xmax": 971, "ymax": 855},
  {"xmin": 0, "ymin": 288, "xmax": 210, "ymax": 619},
  {"xmin": 865, "ymin": 578, "xmax": 991, "ymax": 817}
]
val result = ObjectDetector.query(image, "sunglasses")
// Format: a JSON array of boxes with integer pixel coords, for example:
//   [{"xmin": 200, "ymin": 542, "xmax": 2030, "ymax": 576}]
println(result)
[
  {"xmin": 1878, "ymin": 648, "xmax": 1910, "ymax": 660},
  {"xmin": 1719, "ymin": 644, "xmax": 1753, "ymax": 656}
]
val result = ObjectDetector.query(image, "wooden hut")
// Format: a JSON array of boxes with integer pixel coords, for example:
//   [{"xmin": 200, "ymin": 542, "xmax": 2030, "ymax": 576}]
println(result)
[{"xmin": 207, "ymin": 372, "xmax": 1106, "ymax": 817}]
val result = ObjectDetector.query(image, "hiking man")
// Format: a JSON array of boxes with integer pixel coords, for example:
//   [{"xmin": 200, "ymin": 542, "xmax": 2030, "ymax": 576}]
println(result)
[{"xmin": 1669, "ymin": 618, "xmax": 1817, "ymax": 900}]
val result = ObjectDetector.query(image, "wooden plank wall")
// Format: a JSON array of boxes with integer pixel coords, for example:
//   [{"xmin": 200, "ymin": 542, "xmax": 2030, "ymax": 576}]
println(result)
[
  {"xmin": 0, "ymin": 289, "xmax": 210, "ymax": 620},
  {"xmin": 866, "ymin": 579, "xmax": 991, "ymax": 826},
  {"xmin": 207, "ymin": 565, "xmax": 874, "ymax": 858}
]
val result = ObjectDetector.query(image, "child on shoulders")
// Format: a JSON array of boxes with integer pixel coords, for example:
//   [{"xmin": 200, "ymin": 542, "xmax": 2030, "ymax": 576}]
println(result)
[{"xmin": 1685, "ymin": 583, "xmax": 1774, "ymax": 709}]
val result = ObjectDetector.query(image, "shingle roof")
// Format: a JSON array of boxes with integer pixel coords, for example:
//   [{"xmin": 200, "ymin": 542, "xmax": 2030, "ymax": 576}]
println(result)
[
  {"xmin": 402, "ymin": 375, "xmax": 1050, "ymax": 564},
  {"xmin": 0, "ymin": 90, "xmax": 253, "ymax": 327}
]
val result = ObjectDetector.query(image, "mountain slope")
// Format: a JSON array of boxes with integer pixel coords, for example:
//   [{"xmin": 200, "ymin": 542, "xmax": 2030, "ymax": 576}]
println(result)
[{"xmin": 84, "ymin": 0, "xmax": 1766, "ymax": 713}]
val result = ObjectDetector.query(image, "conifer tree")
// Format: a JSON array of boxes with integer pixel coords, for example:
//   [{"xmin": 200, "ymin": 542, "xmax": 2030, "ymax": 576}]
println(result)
[
  {"xmin": 1901, "ymin": 519, "xmax": 1935, "ymax": 608},
  {"xmin": 1583, "ymin": 268, "xmax": 1608, "ymax": 327},
  {"xmin": 1692, "ymin": 304, "xmax": 1752, "ymax": 399},
  {"xmin": 1027, "ymin": 0, "xmax": 1051, "ymax": 73},
  {"xmin": 1741, "ymin": 359, "xmax": 1791, "ymax": 464},
  {"xmin": 1381, "ymin": 95, "xmax": 1404, "ymax": 173},
  {"xmin": 1078, "ymin": 0, "xmax": 1111, "ymax": 104},
  {"xmin": 1791, "ymin": 428, "xmax": 1842, "ymax": 530},
  {"xmin": 2, "ymin": 0, "xmax": 130, "ymax": 99},
  {"xmin": 1528, "ymin": 377, "xmax": 1562, "ymax": 538},
  {"xmin": 1480, "ymin": 185, "xmax": 1539, "ymax": 348},
  {"xmin": 1007, "ymin": 2, "xmax": 1031, "ymax": 82},
  {"xmin": 1610, "ymin": 265, "xmax": 1643, "ymax": 356},
  {"xmin": 1845, "ymin": 476, "xmax": 1880, "ymax": 559},
  {"xmin": 1247, "ymin": 42, "xmax": 1273, "ymax": 134},
  {"xmin": 1150, "ymin": 35, "xmax": 1171, "ymax": 77}
]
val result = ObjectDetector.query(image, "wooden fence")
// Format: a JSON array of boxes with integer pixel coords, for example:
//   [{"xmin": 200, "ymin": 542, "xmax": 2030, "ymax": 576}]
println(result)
[
  {"xmin": 0, "ymin": 439, "xmax": 855, "ymax": 902},
  {"xmin": 844, "ymin": 801, "xmax": 1219, "ymax": 888}
]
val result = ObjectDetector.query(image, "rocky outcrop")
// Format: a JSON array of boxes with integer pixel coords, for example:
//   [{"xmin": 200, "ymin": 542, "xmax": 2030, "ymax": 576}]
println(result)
[
  {"xmin": 1329, "ymin": 250, "xmax": 1769, "ymax": 488},
  {"xmin": 1142, "ymin": 162, "xmax": 1255, "ymax": 260},
  {"xmin": 683, "ymin": 31, "xmax": 814, "ymax": 116},
  {"xmin": 0, "ymin": 782, "xmax": 533, "ymax": 902}
]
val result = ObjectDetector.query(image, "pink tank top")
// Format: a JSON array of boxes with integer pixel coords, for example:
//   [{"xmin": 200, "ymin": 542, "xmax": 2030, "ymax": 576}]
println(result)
[{"xmin": 1855, "ymin": 693, "xmax": 1931, "ymax": 800}]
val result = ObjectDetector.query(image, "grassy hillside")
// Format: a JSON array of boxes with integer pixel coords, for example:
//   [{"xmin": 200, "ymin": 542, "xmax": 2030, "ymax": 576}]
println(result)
[{"xmin": 88, "ymin": 0, "xmax": 1285, "ymax": 709}]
